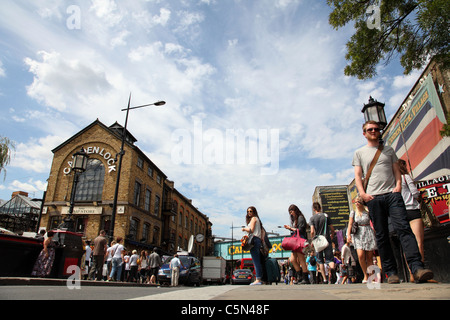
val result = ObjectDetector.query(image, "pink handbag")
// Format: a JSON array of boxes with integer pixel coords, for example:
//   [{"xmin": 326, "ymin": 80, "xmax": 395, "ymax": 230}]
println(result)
[{"xmin": 281, "ymin": 229, "xmax": 309, "ymax": 254}]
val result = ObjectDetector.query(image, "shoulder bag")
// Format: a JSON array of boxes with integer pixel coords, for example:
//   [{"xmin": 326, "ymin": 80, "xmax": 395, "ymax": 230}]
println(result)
[
  {"xmin": 312, "ymin": 217, "xmax": 329, "ymax": 252},
  {"xmin": 281, "ymin": 229, "xmax": 309, "ymax": 254}
]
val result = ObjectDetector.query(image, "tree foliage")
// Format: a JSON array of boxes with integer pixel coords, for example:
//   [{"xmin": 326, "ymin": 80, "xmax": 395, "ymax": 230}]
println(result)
[
  {"xmin": 0, "ymin": 136, "xmax": 15, "ymax": 180},
  {"xmin": 327, "ymin": 0, "xmax": 450, "ymax": 79}
]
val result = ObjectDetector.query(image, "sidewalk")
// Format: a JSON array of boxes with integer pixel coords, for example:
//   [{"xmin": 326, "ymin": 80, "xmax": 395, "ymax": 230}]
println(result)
[
  {"xmin": 1, "ymin": 277, "xmax": 449, "ymax": 300},
  {"xmin": 210, "ymin": 282, "xmax": 450, "ymax": 300}
]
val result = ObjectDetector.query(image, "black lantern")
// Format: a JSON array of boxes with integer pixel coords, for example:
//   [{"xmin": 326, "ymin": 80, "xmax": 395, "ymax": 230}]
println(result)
[
  {"xmin": 361, "ymin": 96, "xmax": 387, "ymax": 130},
  {"xmin": 61, "ymin": 147, "xmax": 89, "ymax": 231},
  {"xmin": 72, "ymin": 147, "xmax": 89, "ymax": 172}
]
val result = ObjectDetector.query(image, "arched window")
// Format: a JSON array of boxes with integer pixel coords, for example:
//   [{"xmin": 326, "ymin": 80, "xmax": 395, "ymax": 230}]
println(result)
[{"xmin": 75, "ymin": 159, "xmax": 105, "ymax": 202}]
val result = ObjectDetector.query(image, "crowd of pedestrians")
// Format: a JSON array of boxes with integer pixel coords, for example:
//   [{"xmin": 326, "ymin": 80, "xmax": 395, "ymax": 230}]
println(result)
[{"xmin": 82, "ymin": 230, "xmax": 162, "ymax": 284}]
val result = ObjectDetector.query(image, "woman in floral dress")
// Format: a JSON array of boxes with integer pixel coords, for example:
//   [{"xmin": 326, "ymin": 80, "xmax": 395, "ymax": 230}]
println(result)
[
  {"xmin": 31, "ymin": 230, "xmax": 56, "ymax": 277},
  {"xmin": 347, "ymin": 197, "xmax": 377, "ymax": 283}
]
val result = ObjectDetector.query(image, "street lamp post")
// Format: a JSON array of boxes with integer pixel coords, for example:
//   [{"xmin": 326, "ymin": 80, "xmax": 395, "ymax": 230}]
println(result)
[
  {"xmin": 230, "ymin": 222, "xmax": 245, "ymax": 267},
  {"xmin": 62, "ymin": 147, "xmax": 89, "ymax": 232},
  {"xmin": 109, "ymin": 94, "xmax": 166, "ymax": 244},
  {"xmin": 361, "ymin": 96, "xmax": 387, "ymax": 130}
]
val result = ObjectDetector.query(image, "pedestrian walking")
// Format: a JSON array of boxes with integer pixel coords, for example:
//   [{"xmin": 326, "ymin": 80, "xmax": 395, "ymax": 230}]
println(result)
[
  {"xmin": 341, "ymin": 240, "xmax": 357, "ymax": 284},
  {"xmin": 346, "ymin": 196, "xmax": 377, "ymax": 283},
  {"xmin": 306, "ymin": 251, "xmax": 318, "ymax": 284},
  {"xmin": 88, "ymin": 230, "xmax": 108, "ymax": 281},
  {"xmin": 123, "ymin": 251, "xmax": 131, "ymax": 281},
  {"xmin": 129, "ymin": 249, "xmax": 139, "ymax": 282},
  {"xmin": 139, "ymin": 250, "xmax": 149, "ymax": 283},
  {"xmin": 169, "ymin": 254, "xmax": 183, "ymax": 287},
  {"xmin": 398, "ymin": 159, "xmax": 426, "ymax": 281},
  {"xmin": 309, "ymin": 202, "xmax": 337, "ymax": 284},
  {"xmin": 283, "ymin": 204, "xmax": 309, "ymax": 284},
  {"xmin": 105, "ymin": 241, "xmax": 115, "ymax": 281},
  {"xmin": 353, "ymin": 120, "xmax": 433, "ymax": 283},
  {"xmin": 31, "ymin": 230, "xmax": 56, "ymax": 277},
  {"xmin": 109, "ymin": 237, "xmax": 125, "ymax": 281},
  {"xmin": 242, "ymin": 206, "xmax": 263, "ymax": 285},
  {"xmin": 148, "ymin": 248, "xmax": 162, "ymax": 284},
  {"xmin": 84, "ymin": 240, "xmax": 92, "ymax": 279}
]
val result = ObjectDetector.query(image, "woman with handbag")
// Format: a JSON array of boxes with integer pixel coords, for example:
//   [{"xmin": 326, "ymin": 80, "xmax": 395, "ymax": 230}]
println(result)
[
  {"xmin": 283, "ymin": 204, "xmax": 309, "ymax": 284},
  {"xmin": 346, "ymin": 196, "xmax": 377, "ymax": 283},
  {"xmin": 242, "ymin": 206, "xmax": 263, "ymax": 285}
]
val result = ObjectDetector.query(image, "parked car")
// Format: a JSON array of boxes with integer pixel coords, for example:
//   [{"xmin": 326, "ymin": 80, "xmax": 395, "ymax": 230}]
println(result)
[
  {"xmin": 158, "ymin": 254, "xmax": 202, "ymax": 286},
  {"xmin": 231, "ymin": 269, "xmax": 254, "ymax": 285}
]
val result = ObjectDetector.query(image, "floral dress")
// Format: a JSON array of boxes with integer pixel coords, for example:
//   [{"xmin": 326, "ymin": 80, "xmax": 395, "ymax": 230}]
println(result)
[
  {"xmin": 350, "ymin": 210, "xmax": 377, "ymax": 251},
  {"xmin": 31, "ymin": 240, "xmax": 56, "ymax": 277}
]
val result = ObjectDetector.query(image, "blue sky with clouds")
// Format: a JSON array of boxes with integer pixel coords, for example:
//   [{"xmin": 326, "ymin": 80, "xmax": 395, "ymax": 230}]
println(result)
[{"xmin": 0, "ymin": 0, "xmax": 423, "ymax": 238}]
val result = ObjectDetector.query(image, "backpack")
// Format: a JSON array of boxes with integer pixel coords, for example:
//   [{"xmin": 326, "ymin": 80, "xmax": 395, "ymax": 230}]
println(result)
[{"xmin": 309, "ymin": 256, "xmax": 316, "ymax": 266}]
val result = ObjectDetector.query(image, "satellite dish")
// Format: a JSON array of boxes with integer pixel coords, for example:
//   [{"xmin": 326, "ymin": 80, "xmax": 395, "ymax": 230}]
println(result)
[{"xmin": 188, "ymin": 235, "xmax": 194, "ymax": 253}]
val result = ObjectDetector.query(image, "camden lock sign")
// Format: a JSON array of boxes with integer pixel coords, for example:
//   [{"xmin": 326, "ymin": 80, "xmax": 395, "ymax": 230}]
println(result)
[{"xmin": 63, "ymin": 146, "xmax": 117, "ymax": 174}]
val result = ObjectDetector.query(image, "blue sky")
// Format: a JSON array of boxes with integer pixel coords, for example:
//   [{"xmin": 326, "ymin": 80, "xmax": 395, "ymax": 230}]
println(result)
[{"xmin": 0, "ymin": 0, "xmax": 423, "ymax": 239}]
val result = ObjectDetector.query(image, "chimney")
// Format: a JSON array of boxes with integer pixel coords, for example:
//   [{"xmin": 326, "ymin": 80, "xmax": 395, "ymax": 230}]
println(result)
[{"xmin": 12, "ymin": 191, "xmax": 29, "ymax": 198}]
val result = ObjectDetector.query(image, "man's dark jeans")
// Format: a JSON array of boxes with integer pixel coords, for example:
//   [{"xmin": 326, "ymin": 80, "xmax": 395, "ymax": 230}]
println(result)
[{"xmin": 367, "ymin": 192, "xmax": 423, "ymax": 276}]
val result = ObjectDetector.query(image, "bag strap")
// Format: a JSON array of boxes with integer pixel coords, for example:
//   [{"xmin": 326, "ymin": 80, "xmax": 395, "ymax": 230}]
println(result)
[
  {"xmin": 322, "ymin": 216, "xmax": 327, "ymax": 236},
  {"xmin": 363, "ymin": 144, "xmax": 384, "ymax": 192}
]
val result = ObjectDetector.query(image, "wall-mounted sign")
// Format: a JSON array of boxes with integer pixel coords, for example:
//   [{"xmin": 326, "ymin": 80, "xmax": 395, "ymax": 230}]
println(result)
[
  {"xmin": 63, "ymin": 145, "xmax": 117, "ymax": 174},
  {"xmin": 319, "ymin": 187, "xmax": 350, "ymax": 229},
  {"xmin": 61, "ymin": 206, "xmax": 103, "ymax": 215},
  {"xmin": 417, "ymin": 175, "xmax": 450, "ymax": 224}
]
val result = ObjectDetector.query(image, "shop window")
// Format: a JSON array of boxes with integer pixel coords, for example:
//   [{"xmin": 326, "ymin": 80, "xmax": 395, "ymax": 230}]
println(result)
[
  {"xmin": 101, "ymin": 216, "xmax": 111, "ymax": 236},
  {"xmin": 154, "ymin": 195, "xmax": 160, "ymax": 217},
  {"xmin": 137, "ymin": 157, "xmax": 144, "ymax": 169},
  {"xmin": 50, "ymin": 216, "xmax": 62, "ymax": 230},
  {"xmin": 142, "ymin": 223, "xmax": 150, "ymax": 242},
  {"xmin": 129, "ymin": 218, "xmax": 139, "ymax": 241},
  {"xmin": 75, "ymin": 217, "xmax": 88, "ymax": 235},
  {"xmin": 134, "ymin": 181, "xmax": 141, "ymax": 206},
  {"xmin": 75, "ymin": 159, "xmax": 105, "ymax": 202},
  {"xmin": 147, "ymin": 166, "xmax": 153, "ymax": 178},
  {"xmin": 144, "ymin": 189, "xmax": 151, "ymax": 212}
]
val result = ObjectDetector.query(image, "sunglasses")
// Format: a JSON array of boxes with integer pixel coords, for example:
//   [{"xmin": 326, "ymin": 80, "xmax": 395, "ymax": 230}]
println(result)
[{"xmin": 365, "ymin": 128, "xmax": 381, "ymax": 133}]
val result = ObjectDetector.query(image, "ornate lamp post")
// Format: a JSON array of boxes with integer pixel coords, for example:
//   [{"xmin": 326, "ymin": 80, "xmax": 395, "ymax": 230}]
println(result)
[
  {"xmin": 109, "ymin": 95, "xmax": 166, "ymax": 244},
  {"xmin": 361, "ymin": 96, "xmax": 387, "ymax": 130},
  {"xmin": 62, "ymin": 147, "xmax": 89, "ymax": 232}
]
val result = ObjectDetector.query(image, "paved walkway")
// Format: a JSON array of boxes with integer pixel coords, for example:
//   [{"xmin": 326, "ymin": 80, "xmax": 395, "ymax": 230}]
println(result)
[
  {"xmin": 1, "ymin": 277, "xmax": 449, "ymax": 300},
  {"xmin": 132, "ymin": 282, "xmax": 450, "ymax": 300}
]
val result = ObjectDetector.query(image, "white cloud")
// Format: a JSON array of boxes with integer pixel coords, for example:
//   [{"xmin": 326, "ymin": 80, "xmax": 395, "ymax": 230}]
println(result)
[
  {"xmin": 24, "ymin": 51, "xmax": 112, "ymax": 112},
  {"xmin": 11, "ymin": 135, "xmax": 63, "ymax": 173},
  {"xmin": 90, "ymin": 0, "xmax": 123, "ymax": 27},
  {"xmin": 0, "ymin": 60, "xmax": 6, "ymax": 77},
  {"xmin": 9, "ymin": 179, "xmax": 47, "ymax": 195}
]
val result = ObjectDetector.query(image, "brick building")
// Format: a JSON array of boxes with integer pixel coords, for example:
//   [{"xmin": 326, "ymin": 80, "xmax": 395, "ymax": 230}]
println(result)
[{"xmin": 41, "ymin": 119, "xmax": 212, "ymax": 257}]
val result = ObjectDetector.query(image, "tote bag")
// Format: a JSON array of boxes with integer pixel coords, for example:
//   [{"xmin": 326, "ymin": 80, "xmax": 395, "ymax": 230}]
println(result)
[
  {"xmin": 312, "ymin": 217, "xmax": 329, "ymax": 252},
  {"xmin": 281, "ymin": 229, "xmax": 309, "ymax": 254}
]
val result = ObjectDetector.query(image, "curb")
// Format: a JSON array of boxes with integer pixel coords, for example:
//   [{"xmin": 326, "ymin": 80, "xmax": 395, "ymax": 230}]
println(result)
[{"xmin": 0, "ymin": 277, "xmax": 161, "ymax": 287}]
